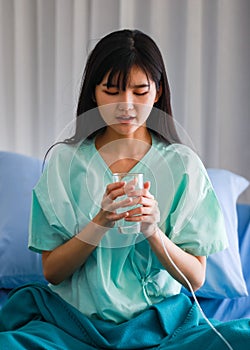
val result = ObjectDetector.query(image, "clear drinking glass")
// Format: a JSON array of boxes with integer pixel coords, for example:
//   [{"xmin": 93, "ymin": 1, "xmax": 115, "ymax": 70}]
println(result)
[{"xmin": 112, "ymin": 173, "xmax": 144, "ymax": 234}]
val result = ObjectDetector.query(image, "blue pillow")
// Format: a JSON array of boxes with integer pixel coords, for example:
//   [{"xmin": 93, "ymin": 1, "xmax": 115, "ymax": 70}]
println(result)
[
  {"xmin": 237, "ymin": 204, "xmax": 250, "ymax": 291},
  {"xmin": 0, "ymin": 151, "xmax": 47, "ymax": 288},
  {"xmin": 0, "ymin": 153, "xmax": 248, "ymax": 298},
  {"xmin": 184, "ymin": 168, "xmax": 249, "ymax": 299}
]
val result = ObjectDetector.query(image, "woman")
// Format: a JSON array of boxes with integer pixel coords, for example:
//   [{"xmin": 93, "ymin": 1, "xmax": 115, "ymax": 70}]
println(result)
[{"xmin": 0, "ymin": 29, "xmax": 249, "ymax": 350}]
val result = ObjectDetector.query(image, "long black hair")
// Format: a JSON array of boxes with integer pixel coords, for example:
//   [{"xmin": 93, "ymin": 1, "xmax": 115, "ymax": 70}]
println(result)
[{"xmin": 43, "ymin": 29, "xmax": 180, "ymax": 166}]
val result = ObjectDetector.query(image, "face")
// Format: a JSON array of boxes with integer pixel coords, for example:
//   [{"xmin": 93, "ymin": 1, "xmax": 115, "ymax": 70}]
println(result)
[{"xmin": 94, "ymin": 66, "xmax": 162, "ymax": 137}]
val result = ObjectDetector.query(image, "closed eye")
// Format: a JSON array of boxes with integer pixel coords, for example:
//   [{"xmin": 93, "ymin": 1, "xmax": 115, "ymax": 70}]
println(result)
[
  {"xmin": 104, "ymin": 90, "xmax": 119, "ymax": 95},
  {"xmin": 134, "ymin": 91, "xmax": 149, "ymax": 96}
]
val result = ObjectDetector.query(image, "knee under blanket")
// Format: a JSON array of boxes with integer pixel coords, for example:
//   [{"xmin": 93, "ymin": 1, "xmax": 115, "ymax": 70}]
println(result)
[{"xmin": 0, "ymin": 284, "xmax": 249, "ymax": 349}]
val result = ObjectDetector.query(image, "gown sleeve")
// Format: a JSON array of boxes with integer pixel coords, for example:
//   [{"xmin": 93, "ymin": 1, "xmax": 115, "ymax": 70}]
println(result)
[
  {"xmin": 28, "ymin": 144, "xmax": 80, "ymax": 253},
  {"xmin": 162, "ymin": 144, "xmax": 228, "ymax": 257}
]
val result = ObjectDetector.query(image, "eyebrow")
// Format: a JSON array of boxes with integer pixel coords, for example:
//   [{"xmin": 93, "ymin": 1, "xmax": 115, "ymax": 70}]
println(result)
[
  {"xmin": 102, "ymin": 83, "xmax": 150, "ymax": 88},
  {"xmin": 102, "ymin": 83, "xmax": 118, "ymax": 87}
]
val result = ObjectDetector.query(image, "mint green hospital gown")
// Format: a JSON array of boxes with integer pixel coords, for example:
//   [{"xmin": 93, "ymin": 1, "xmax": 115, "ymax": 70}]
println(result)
[{"xmin": 29, "ymin": 133, "xmax": 228, "ymax": 324}]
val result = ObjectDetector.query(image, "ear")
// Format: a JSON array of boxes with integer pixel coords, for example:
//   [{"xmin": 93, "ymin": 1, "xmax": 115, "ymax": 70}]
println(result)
[{"xmin": 154, "ymin": 83, "xmax": 162, "ymax": 103}]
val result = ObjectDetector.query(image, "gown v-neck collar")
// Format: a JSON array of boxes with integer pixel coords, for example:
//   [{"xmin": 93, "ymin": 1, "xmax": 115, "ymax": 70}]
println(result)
[{"xmin": 92, "ymin": 132, "xmax": 156, "ymax": 177}]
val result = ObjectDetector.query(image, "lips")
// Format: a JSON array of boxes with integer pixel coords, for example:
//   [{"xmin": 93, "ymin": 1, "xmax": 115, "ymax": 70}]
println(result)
[{"xmin": 115, "ymin": 115, "xmax": 137, "ymax": 124}]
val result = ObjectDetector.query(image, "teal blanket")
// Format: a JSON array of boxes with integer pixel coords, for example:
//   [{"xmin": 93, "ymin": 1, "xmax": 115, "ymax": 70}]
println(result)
[{"xmin": 0, "ymin": 284, "xmax": 249, "ymax": 349}]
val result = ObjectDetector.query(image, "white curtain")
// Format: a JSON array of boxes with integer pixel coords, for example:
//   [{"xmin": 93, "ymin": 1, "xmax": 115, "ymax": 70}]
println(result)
[{"xmin": 0, "ymin": 0, "xmax": 249, "ymax": 201}]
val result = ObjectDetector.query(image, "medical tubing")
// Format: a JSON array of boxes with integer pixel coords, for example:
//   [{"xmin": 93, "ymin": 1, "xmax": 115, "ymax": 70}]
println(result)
[{"xmin": 157, "ymin": 228, "xmax": 234, "ymax": 350}]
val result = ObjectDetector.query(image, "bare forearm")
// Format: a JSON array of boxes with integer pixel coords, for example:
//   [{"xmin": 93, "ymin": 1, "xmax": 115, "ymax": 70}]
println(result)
[
  {"xmin": 147, "ymin": 228, "xmax": 206, "ymax": 291},
  {"xmin": 42, "ymin": 182, "xmax": 133, "ymax": 285},
  {"xmin": 124, "ymin": 182, "xmax": 205, "ymax": 290},
  {"xmin": 42, "ymin": 220, "xmax": 107, "ymax": 285}
]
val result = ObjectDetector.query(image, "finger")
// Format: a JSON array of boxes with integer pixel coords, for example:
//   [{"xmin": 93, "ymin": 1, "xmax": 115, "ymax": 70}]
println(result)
[
  {"xmin": 106, "ymin": 211, "xmax": 129, "ymax": 221},
  {"xmin": 108, "ymin": 196, "xmax": 133, "ymax": 211},
  {"xmin": 124, "ymin": 178, "xmax": 137, "ymax": 189},
  {"xmin": 125, "ymin": 214, "xmax": 155, "ymax": 223},
  {"xmin": 107, "ymin": 186, "xmax": 126, "ymax": 201},
  {"xmin": 127, "ymin": 188, "xmax": 154, "ymax": 199},
  {"xmin": 126, "ymin": 188, "xmax": 154, "ymax": 199},
  {"xmin": 105, "ymin": 181, "xmax": 125, "ymax": 196},
  {"xmin": 102, "ymin": 194, "xmax": 134, "ymax": 212},
  {"xmin": 124, "ymin": 183, "xmax": 136, "ymax": 195},
  {"xmin": 126, "ymin": 195, "xmax": 155, "ymax": 209},
  {"xmin": 125, "ymin": 212, "xmax": 160, "ymax": 223},
  {"xmin": 126, "ymin": 206, "xmax": 152, "ymax": 217},
  {"xmin": 126, "ymin": 200, "xmax": 159, "ymax": 215},
  {"xmin": 143, "ymin": 181, "xmax": 151, "ymax": 190}
]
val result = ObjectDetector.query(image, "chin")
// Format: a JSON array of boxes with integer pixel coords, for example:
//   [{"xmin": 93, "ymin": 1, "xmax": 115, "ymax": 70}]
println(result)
[{"xmin": 111, "ymin": 124, "xmax": 142, "ymax": 137}]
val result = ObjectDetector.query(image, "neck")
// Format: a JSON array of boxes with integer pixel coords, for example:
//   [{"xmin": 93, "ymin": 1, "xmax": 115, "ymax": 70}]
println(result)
[
  {"xmin": 95, "ymin": 126, "xmax": 152, "ymax": 155},
  {"xmin": 95, "ymin": 126, "xmax": 152, "ymax": 173}
]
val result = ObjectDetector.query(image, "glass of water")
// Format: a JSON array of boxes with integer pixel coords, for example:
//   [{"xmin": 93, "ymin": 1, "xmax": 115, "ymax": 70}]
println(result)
[{"xmin": 112, "ymin": 173, "xmax": 144, "ymax": 234}]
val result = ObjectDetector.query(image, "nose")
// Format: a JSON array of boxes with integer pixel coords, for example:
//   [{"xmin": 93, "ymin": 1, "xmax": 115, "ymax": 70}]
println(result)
[{"xmin": 118, "ymin": 91, "xmax": 134, "ymax": 111}]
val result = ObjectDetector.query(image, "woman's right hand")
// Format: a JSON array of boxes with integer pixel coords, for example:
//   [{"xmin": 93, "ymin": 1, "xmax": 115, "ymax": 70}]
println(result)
[
  {"xmin": 93, "ymin": 181, "xmax": 134, "ymax": 229},
  {"xmin": 42, "ymin": 182, "xmax": 135, "ymax": 285}
]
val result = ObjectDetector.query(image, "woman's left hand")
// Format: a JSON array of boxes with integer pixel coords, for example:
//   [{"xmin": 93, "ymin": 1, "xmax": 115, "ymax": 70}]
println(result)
[{"xmin": 124, "ymin": 181, "xmax": 160, "ymax": 236}]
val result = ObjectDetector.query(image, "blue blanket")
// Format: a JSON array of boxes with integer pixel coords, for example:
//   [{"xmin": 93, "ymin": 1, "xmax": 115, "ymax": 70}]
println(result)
[{"xmin": 0, "ymin": 284, "xmax": 249, "ymax": 349}]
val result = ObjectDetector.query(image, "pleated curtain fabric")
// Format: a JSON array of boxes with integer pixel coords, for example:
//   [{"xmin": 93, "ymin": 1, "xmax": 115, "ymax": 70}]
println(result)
[{"xmin": 0, "ymin": 0, "xmax": 249, "ymax": 201}]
